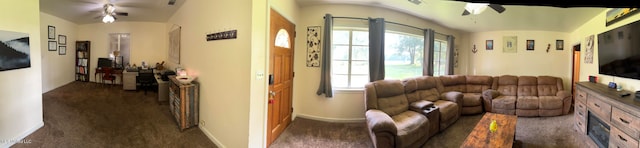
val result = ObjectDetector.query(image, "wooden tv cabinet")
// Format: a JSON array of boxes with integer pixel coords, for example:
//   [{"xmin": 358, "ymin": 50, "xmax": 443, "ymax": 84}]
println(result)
[{"xmin": 575, "ymin": 82, "xmax": 640, "ymax": 148}]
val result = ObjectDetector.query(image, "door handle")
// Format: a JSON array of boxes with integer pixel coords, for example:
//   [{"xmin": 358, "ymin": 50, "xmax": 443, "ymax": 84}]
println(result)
[{"xmin": 268, "ymin": 91, "xmax": 276, "ymax": 104}]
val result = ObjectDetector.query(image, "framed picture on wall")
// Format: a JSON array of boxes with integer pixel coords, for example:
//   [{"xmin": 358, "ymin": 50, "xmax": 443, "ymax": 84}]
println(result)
[
  {"xmin": 526, "ymin": 40, "xmax": 535, "ymax": 50},
  {"xmin": 58, "ymin": 35, "xmax": 66, "ymax": 45},
  {"xmin": 59, "ymin": 46, "xmax": 66, "ymax": 55},
  {"xmin": 486, "ymin": 40, "xmax": 493, "ymax": 50},
  {"xmin": 48, "ymin": 41, "xmax": 57, "ymax": 51},
  {"xmin": 48, "ymin": 25, "xmax": 55, "ymax": 39},
  {"xmin": 556, "ymin": 40, "xmax": 564, "ymax": 50},
  {"xmin": 503, "ymin": 36, "xmax": 517, "ymax": 53}
]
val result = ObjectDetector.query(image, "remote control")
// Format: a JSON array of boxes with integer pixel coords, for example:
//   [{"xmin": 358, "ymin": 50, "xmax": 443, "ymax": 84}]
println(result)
[{"xmin": 621, "ymin": 93, "xmax": 631, "ymax": 97}]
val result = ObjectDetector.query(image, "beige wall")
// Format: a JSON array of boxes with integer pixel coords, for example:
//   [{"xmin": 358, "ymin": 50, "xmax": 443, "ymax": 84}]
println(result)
[
  {"xmin": 292, "ymin": 4, "xmax": 466, "ymax": 121},
  {"xmin": 167, "ymin": 0, "xmax": 255, "ymax": 147},
  {"xmin": 77, "ymin": 22, "xmax": 167, "ymax": 82},
  {"xmin": 0, "ymin": 0, "xmax": 44, "ymax": 147},
  {"xmin": 40, "ymin": 12, "xmax": 78, "ymax": 93},
  {"xmin": 571, "ymin": 9, "xmax": 640, "ymax": 91},
  {"xmin": 466, "ymin": 31, "xmax": 572, "ymax": 88}
]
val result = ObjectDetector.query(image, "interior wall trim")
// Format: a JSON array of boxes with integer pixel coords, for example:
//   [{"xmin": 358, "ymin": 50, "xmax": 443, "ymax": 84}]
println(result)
[
  {"xmin": 295, "ymin": 114, "xmax": 365, "ymax": 123},
  {"xmin": 199, "ymin": 126, "xmax": 226, "ymax": 148},
  {"xmin": 2, "ymin": 122, "xmax": 44, "ymax": 148}
]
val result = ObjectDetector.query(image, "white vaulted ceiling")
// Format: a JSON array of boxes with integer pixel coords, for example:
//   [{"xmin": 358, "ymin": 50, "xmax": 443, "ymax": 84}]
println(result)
[
  {"xmin": 40, "ymin": 0, "xmax": 185, "ymax": 24},
  {"xmin": 296, "ymin": 0, "xmax": 606, "ymax": 33}
]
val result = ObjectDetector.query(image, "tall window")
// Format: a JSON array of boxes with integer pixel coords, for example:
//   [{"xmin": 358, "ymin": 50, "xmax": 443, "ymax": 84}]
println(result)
[
  {"xmin": 332, "ymin": 29, "xmax": 369, "ymax": 89},
  {"xmin": 433, "ymin": 39, "xmax": 448, "ymax": 76},
  {"xmin": 109, "ymin": 33, "xmax": 130, "ymax": 68},
  {"xmin": 384, "ymin": 32, "xmax": 424, "ymax": 80}
]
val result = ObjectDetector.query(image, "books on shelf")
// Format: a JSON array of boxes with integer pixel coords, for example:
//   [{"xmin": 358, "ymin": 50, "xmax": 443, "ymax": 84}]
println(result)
[{"xmin": 77, "ymin": 59, "xmax": 88, "ymax": 66}]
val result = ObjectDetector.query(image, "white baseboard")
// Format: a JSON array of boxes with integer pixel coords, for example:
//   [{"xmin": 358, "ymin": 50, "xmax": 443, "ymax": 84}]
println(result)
[
  {"xmin": 1, "ymin": 122, "xmax": 44, "ymax": 148},
  {"xmin": 199, "ymin": 126, "xmax": 226, "ymax": 148},
  {"xmin": 295, "ymin": 114, "xmax": 365, "ymax": 123}
]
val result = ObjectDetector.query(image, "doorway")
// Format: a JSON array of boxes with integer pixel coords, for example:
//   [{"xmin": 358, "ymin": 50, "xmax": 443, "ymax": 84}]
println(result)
[
  {"xmin": 571, "ymin": 44, "xmax": 581, "ymax": 104},
  {"xmin": 267, "ymin": 9, "xmax": 295, "ymax": 146}
]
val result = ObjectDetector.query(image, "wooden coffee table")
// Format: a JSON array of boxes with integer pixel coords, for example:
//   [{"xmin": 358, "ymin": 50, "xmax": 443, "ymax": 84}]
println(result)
[{"xmin": 461, "ymin": 113, "xmax": 518, "ymax": 148}]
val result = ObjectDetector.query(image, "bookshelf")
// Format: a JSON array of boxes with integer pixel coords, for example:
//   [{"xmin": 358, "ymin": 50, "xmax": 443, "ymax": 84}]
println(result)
[{"xmin": 75, "ymin": 41, "xmax": 90, "ymax": 82}]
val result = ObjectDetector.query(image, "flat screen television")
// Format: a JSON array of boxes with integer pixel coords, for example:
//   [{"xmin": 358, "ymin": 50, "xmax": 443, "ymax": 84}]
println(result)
[{"xmin": 597, "ymin": 20, "xmax": 640, "ymax": 80}]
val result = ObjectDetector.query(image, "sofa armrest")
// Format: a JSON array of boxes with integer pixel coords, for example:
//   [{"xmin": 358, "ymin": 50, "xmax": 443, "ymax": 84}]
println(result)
[
  {"xmin": 365, "ymin": 109, "xmax": 398, "ymax": 136},
  {"xmin": 441, "ymin": 91, "xmax": 463, "ymax": 113},
  {"xmin": 482, "ymin": 90, "xmax": 500, "ymax": 112},
  {"xmin": 557, "ymin": 90, "xmax": 572, "ymax": 114},
  {"xmin": 409, "ymin": 100, "xmax": 434, "ymax": 113}
]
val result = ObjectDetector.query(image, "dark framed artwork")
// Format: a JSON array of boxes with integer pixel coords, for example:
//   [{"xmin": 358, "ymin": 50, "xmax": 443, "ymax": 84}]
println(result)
[
  {"xmin": 606, "ymin": 8, "xmax": 639, "ymax": 26},
  {"xmin": 48, "ymin": 25, "xmax": 55, "ymax": 39},
  {"xmin": 486, "ymin": 40, "xmax": 493, "ymax": 50},
  {"xmin": 0, "ymin": 30, "xmax": 31, "ymax": 71},
  {"xmin": 58, "ymin": 46, "xmax": 66, "ymax": 55},
  {"xmin": 556, "ymin": 40, "xmax": 564, "ymax": 50},
  {"xmin": 48, "ymin": 41, "xmax": 57, "ymax": 51},
  {"xmin": 58, "ymin": 35, "xmax": 66, "ymax": 45},
  {"xmin": 526, "ymin": 40, "xmax": 535, "ymax": 50}
]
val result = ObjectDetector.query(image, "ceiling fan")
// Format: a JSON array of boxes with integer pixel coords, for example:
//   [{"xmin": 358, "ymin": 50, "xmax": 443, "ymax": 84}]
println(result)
[
  {"xmin": 95, "ymin": 3, "xmax": 129, "ymax": 23},
  {"xmin": 462, "ymin": 3, "xmax": 505, "ymax": 16}
]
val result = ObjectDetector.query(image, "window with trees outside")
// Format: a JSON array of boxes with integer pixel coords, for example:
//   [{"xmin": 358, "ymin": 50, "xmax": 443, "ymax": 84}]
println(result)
[
  {"xmin": 433, "ymin": 39, "xmax": 448, "ymax": 76},
  {"xmin": 331, "ymin": 29, "xmax": 448, "ymax": 89},
  {"xmin": 331, "ymin": 29, "xmax": 369, "ymax": 89},
  {"xmin": 384, "ymin": 31, "xmax": 424, "ymax": 80}
]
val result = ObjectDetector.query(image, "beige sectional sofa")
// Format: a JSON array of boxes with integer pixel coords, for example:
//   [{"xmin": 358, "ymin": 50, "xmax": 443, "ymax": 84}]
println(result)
[
  {"xmin": 364, "ymin": 75, "xmax": 572, "ymax": 147},
  {"xmin": 483, "ymin": 75, "xmax": 572, "ymax": 117}
]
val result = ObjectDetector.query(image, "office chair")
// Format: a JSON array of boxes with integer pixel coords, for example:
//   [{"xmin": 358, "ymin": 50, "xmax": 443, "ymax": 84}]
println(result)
[{"xmin": 137, "ymin": 69, "xmax": 156, "ymax": 95}]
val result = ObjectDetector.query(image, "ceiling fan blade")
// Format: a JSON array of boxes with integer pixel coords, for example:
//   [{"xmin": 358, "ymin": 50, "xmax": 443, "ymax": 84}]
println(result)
[
  {"xmin": 94, "ymin": 15, "xmax": 104, "ymax": 19},
  {"xmin": 462, "ymin": 10, "xmax": 471, "ymax": 16},
  {"xmin": 115, "ymin": 12, "xmax": 128, "ymax": 16},
  {"xmin": 488, "ymin": 4, "xmax": 506, "ymax": 13}
]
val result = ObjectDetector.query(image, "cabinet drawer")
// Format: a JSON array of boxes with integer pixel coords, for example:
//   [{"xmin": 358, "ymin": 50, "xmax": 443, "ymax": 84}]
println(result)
[
  {"xmin": 575, "ymin": 101, "xmax": 587, "ymax": 121},
  {"xmin": 576, "ymin": 118, "xmax": 586, "ymax": 134},
  {"xmin": 588, "ymin": 95, "xmax": 612, "ymax": 122},
  {"xmin": 612, "ymin": 107, "xmax": 640, "ymax": 140},
  {"xmin": 576, "ymin": 89, "xmax": 587, "ymax": 103},
  {"xmin": 610, "ymin": 127, "xmax": 639, "ymax": 148}
]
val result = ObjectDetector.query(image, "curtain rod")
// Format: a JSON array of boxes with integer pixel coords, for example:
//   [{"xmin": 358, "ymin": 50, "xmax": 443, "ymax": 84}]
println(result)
[{"xmin": 326, "ymin": 16, "xmax": 449, "ymax": 36}]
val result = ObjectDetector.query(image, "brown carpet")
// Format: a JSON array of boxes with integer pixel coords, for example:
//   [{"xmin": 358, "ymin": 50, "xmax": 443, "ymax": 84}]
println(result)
[
  {"xmin": 271, "ymin": 112, "xmax": 596, "ymax": 148},
  {"xmin": 11, "ymin": 81, "xmax": 216, "ymax": 148}
]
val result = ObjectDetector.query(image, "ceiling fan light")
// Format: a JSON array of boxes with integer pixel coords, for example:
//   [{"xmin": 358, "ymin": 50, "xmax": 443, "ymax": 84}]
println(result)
[
  {"xmin": 102, "ymin": 15, "xmax": 115, "ymax": 23},
  {"xmin": 465, "ymin": 3, "xmax": 489, "ymax": 15}
]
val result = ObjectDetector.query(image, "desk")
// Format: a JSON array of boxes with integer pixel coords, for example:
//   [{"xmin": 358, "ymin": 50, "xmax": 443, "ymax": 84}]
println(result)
[{"xmin": 95, "ymin": 68, "xmax": 123, "ymax": 84}]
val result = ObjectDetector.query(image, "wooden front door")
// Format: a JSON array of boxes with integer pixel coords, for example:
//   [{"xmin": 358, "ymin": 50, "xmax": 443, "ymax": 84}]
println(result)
[{"xmin": 267, "ymin": 9, "xmax": 295, "ymax": 146}]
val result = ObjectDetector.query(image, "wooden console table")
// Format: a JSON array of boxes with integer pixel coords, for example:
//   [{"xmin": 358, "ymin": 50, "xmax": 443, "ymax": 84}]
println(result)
[
  {"xmin": 576, "ymin": 82, "xmax": 640, "ymax": 148},
  {"xmin": 461, "ymin": 112, "xmax": 517, "ymax": 148}
]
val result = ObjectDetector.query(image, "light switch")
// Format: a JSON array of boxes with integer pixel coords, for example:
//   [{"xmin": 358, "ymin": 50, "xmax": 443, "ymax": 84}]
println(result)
[{"xmin": 256, "ymin": 71, "xmax": 264, "ymax": 80}]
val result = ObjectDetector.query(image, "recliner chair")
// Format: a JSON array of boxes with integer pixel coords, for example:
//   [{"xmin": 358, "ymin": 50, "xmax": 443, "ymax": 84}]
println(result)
[{"xmin": 364, "ymin": 79, "xmax": 432, "ymax": 148}]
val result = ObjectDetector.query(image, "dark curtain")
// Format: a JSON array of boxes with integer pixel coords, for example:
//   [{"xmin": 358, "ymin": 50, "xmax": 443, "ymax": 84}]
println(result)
[
  {"xmin": 316, "ymin": 14, "xmax": 333, "ymax": 97},
  {"xmin": 368, "ymin": 18, "xmax": 385, "ymax": 82},
  {"xmin": 447, "ymin": 35, "xmax": 455, "ymax": 75},
  {"xmin": 423, "ymin": 29, "xmax": 435, "ymax": 76}
]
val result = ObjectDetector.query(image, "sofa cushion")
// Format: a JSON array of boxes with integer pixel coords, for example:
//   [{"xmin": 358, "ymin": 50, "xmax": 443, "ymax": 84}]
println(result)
[
  {"xmin": 496, "ymin": 75, "xmax": 518, "ymax": 96},
  {"xmin": 462, "ymin": 93, "xmax": 483, "ymax": 106},
  {"xmin": 493, "ymin": 96, "xmax": 516, "ymax": 109},
  {"xmin": 378, "ymin": 95, "xmax": 409, "ymax": 116},
  {"xmin": 539, "ymin": 96, "xmax": 563, "ymax": 109},
  {"xmin": 517, "ymin": 96, "xmax": 539, "ymax": 109},
  {"xmin": 538, "ymin": 76, "xmax": 562, "ymax": 96},
  {"xmin": 434, "ymin": 100, "xmax": 459, "ymax": 122},
  {"xmin": 392, "ymin": 111, "xmax": 429, "ymax": 147},
  {"xmin": 437, "ymin": 75, "xmax": 466, "ymax": 93},
  {"xmin": 517, "ymin": 76, "xmax": 538, "ymax": 97},
  {"xmin": 465, "ymin": 76, "xmax": 492, "ymax": 93}
]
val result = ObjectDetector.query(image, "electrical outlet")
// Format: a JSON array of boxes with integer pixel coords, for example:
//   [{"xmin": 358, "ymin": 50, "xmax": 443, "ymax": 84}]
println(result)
[{"xmin": 200, "ymin": 120, "xmax": 206, "ymax": 127}]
